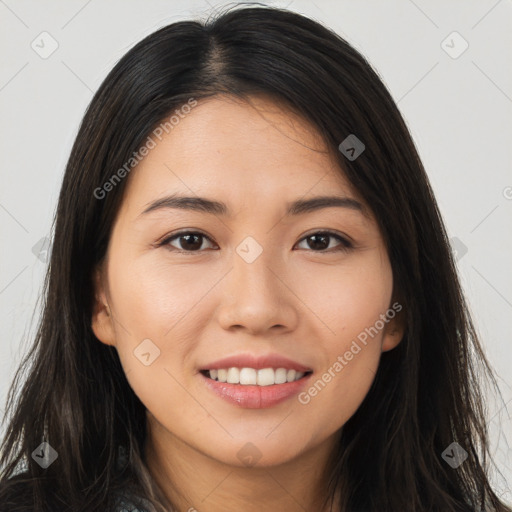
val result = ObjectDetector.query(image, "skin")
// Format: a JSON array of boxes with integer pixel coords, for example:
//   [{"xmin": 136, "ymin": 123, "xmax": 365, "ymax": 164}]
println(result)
[{"xmin": 92, "ymin": 94, "xmax": 404, "ymax": 512}]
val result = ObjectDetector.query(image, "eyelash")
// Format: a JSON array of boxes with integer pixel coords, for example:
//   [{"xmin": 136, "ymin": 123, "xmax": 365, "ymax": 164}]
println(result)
[{"xmin": 158, "ymin": 230, "xmax": 353, "ymax": 254}]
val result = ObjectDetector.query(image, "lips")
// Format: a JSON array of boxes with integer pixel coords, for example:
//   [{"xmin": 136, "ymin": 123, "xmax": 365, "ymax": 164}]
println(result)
[
  {"xmin": 198, "ymin": 353, "xmax": 313, "ymax": 408},
  {"xmin": 200, "ymin": 353, "xmax": 312, "ymax": 373}
]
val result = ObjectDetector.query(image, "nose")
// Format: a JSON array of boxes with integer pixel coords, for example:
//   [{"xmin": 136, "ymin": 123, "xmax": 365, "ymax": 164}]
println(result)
[{"xmin": 216, "ymin": 246, "xmax": 299, "ymax": 335}]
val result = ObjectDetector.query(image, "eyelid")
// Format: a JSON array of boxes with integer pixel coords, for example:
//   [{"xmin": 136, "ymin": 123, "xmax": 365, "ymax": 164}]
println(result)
[
  {"xmin": 299, "ymin": 228, "xmax": 353, "ymax": 246},
  {"xmin": 158, "ymin": 229, "xmax": 216, "ymax": 251},
  {"xmin": 295, "ymin": 229, "xmax": 353, "ymax": 251},
  {"xmin": 158, "ymin": 228, "xmax": 354, "ymax": 253}
]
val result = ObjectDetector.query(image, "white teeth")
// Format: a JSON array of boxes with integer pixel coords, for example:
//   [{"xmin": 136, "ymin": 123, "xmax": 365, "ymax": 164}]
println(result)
[
  {"xmin": 275, "ymin": 368, "xmax": 287, "ymax": 384},
  {"xmin": 257, "ymin": 368, "xmax": 274, "ymax": 386},
  {"xmin": 227, "ymin": 367, "xmax": 240, "ymax": 384},
  {"xmin": 240, "ymin": 368, "xmax": 257, "ymax": 385},
  {"xmin": 207, "ymin": 367, "xmax": 308, "ymax": 385}
]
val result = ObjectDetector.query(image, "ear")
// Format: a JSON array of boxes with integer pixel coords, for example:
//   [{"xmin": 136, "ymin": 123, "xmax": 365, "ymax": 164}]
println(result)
[
  {"xmin": 91, "ymin": 266, "xmax": 116, "ymax": 347},
  {"xmin": 381, "ymin": 302, "xmax": 405, "ymax": 352}
]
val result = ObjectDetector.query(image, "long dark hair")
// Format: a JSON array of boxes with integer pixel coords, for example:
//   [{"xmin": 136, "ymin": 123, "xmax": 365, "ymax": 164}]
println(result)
[{"xmin": 0, "ymin": 5, "xmax": 509, "ymax": 512}]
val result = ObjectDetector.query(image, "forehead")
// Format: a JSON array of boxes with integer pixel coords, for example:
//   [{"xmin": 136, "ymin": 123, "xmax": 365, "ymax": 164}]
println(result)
[{"xmin": 121, "ymin": 94, "xmax": 360, "ymax": 216}]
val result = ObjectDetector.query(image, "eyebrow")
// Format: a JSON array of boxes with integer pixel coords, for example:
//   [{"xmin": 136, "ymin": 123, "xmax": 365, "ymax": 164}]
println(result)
[{"xmin": 139, "ymin": 193, "xmax": 365, "ymax": 218}]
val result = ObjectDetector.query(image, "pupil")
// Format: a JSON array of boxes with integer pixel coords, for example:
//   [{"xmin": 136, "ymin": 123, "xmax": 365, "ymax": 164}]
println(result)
[
  {"xmin": 308, "ymin": 234, "xmax": 328, "ymax": 250},
  {"xmin": 181, "ymin": 234, "xmax": 202, "ymax": 250}
]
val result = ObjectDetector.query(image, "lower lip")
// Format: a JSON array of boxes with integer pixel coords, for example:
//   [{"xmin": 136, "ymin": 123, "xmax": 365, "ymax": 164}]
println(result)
[{"xmin": 200, "ymin": 372, "xmax": 312, "ymax": 409}]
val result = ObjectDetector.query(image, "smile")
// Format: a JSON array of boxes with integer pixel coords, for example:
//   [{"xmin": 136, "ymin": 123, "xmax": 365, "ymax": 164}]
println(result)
[
  {"xmin": 199, "ymin": 369, "xmax": 312, "ymax": 409},
  {"xmin": 201, "ymin": 367, "xmax": 308, "ymax": 386}
]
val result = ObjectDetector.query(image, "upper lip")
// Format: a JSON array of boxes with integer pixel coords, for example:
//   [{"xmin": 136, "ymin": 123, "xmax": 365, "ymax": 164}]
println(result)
[{"xmin": 200, "ymin": 353, "xmax": 312, "ymax": 372}]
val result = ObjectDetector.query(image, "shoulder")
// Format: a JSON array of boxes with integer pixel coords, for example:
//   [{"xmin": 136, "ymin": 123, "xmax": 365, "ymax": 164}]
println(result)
[
  {"xmin": 113, "ymin": 492, "xmax": 154, "ymax": 512},
  {"xmin": 0, "ymin": 473, "xmax": 150, "ymax": 512},
  {"xmin": 114, "ymin": 494, "xmax": 144, "ymax": 512},
  {"xmin": 115, "ymin": 501, "xmax": 144, "ymax": 512}
]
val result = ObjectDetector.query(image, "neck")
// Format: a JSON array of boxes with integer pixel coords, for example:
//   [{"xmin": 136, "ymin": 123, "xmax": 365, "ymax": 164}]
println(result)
[{"xmin": 143, "ymin": 413, "xmax": 341, "ymax": 512}]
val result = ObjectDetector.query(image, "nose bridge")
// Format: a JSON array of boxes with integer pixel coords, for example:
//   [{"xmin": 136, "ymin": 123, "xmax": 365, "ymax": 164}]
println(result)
[
  {"xmin": 216, "ymin": 234, "xmax": 296, "ymax": 333},
  {"xmin": 229, "ymin": 235, "xmax": 280, "ymax": 301}
]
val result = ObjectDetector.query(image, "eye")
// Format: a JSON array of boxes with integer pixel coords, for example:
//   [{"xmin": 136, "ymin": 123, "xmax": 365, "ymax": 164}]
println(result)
[
  {"xmin": 295, "ymin": 231, "xmax": 353, "ymax": 252},
  {"xmin": 160, "ymin": 231, "xmax": 216, "ymax": 252},
  {"xmin": 159, "ymin": 229, "xmax": 353, "ymax": 253}
]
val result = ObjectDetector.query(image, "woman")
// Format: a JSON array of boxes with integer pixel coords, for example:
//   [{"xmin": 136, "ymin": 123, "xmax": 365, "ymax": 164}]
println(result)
[{"xmin": 0, "ymin": 5, "xmax": 509, "ymax": 512}]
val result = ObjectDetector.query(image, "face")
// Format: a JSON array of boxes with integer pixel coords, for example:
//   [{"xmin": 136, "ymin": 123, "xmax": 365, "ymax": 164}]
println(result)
[{"xmin": 92, "ymin": 94, "xmax": 403, "ymax": 468}]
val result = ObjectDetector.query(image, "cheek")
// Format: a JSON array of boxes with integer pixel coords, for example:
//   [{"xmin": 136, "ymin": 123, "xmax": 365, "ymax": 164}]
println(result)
[
  {"xmin": 292, "ymin": 252, "xmax": 393, "ymax": 343},
  {"xmin": 108, "ymin": 254, "xmax": 216, "ymax": 340},
  {"xmin": 292, "ymin": 255, "xmax": 392, "ymax": 436},
  {"xmin": 297, "ymin": 350, "xmax": 380, "ymax": 443},
  {"xmin": 105, "ymin": 253, "xmax": 233, "ymax": 416},
  {"xmin": 296, "ymin": 290, "xmax": 386, "ymax": 442}
]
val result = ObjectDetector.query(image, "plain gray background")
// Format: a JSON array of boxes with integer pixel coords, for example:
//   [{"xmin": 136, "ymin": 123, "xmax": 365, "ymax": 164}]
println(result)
[{"xmin": 1, "ymin": 0, "xmax": 511, "ymax": 503}]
